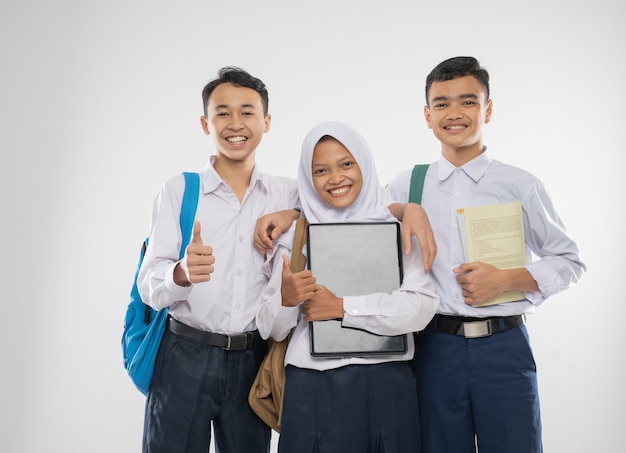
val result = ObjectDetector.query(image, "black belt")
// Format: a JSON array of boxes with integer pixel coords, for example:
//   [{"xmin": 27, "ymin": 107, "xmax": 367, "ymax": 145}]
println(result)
[
  {"xmin": 429, "ymin": 314, "xmax": 525, "ymax": 338},
  {"xmin": 167, "ymin": 317, "xmax": 257, "ymax": 350}
]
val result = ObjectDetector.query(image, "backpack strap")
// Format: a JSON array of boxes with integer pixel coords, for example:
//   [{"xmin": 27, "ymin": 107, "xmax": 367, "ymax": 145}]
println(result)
[
  {"xmin": 290, "ymin": 218, "xmax": 308, "ymax": 273},
  {"xmin": 141, "ymin": 172, "xmax": 200, "ymax": 323},
  {"xmin": 179, "ymin": 172, "xmax": 201, "ymax": 259},
  {"xmin": 408, "ymin": 164, "xmax": 430, "ymax": 204}
]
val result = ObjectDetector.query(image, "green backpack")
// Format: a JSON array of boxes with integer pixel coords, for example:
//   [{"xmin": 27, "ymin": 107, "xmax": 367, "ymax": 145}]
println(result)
[{"xmin": 409, "ymin": 164, "xmax": 430, "ymax": 204}]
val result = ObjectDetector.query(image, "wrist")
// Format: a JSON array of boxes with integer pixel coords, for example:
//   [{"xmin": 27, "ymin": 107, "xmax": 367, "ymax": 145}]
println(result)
[
  {"xmin": 173, "ymin": 262, "xmax": 192, "ymax": 287},
  {"xmin": 336, "ymin": 297, "xmax": 345, "ymax": 319}
]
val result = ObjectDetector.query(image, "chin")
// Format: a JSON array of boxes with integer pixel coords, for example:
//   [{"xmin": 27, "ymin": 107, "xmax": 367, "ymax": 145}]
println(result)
[{"xmin": 327, "ymin": 198, "xmax": 354, "ymax": 210}]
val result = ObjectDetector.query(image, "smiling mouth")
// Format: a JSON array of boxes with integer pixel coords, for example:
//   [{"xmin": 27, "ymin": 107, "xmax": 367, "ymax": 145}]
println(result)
[
  {"xmin": 226, "ymin": 136, "xmax": 247, "ymax": 143},
  {"xmin": 329, "ymin": 186, "xmax": 350, "ymax": 196},
  {"xmin": 445, "ymin": 125, "xmax": 466, "ymax": 131}
]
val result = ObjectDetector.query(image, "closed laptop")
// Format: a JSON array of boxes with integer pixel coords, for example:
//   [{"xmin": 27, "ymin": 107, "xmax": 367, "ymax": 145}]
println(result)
[{"xmin": 306, "ymin": 222, "xmax": 407, "ymax": 357}]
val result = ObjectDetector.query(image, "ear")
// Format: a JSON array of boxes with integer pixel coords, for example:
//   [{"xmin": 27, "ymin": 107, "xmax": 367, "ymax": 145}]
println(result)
[
  {"xmin": 424, "ymin": 105, "xmax": 433, "ymax": 129},
  {"xmin": 263, "ymin": 114, "xmax": 272, "ymax": 133},
  {"xmin": 200, "ymin": 116, "xmax": 210, "ymax": 135},
  {"xmin": 484, "ymin": 99, "xmax": 493, "ymax": 124}
]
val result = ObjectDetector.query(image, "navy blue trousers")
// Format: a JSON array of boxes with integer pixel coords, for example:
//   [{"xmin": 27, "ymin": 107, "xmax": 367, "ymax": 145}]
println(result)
[
  {"xmin": 279, "ymin": 361, "xmax": 420, "ymax": 453},
  {"xmin": 142, "ymin": 328, "xmax": 271, "ymax": 453},
  {"xmin": 413, "ymin": 324, "xmax": 542, "ymax": 453}
]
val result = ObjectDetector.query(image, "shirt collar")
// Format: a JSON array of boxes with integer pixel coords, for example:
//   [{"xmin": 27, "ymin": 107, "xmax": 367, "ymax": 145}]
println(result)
[
  {"xmin": 438, "ymin": 147, "xmax": 491, "ymax": 183},
  {"xmin": 201, "ymin": 155, "xmax": 266, "ymax": 194}
]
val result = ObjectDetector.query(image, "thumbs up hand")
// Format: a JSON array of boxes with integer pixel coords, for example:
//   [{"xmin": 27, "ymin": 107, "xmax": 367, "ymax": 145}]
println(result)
[
  {"xmin": 280, "ymin": 254, "xmax": 316, "ymax": 307},
  {"xmin": 175, "ymin": 220, "xmax": 215, "ymax": 286}
]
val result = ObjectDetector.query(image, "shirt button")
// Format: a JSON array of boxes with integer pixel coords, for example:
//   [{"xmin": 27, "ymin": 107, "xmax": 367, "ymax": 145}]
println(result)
[
  {"xmin": 352, "ymin": 309, "xmax": 359, "ymax": 315},
  {"xmin": 454, "ymin": 192, "xmax": 461, "ymax": 197},
  {"xmin": 236, "ymin": 269, "xmax": 241, "ymax": 276}
]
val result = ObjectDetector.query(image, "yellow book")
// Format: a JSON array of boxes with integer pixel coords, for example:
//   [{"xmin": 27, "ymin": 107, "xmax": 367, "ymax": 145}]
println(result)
[{"xmin": 457, "ymin": 201, "xmax": 526, "ymax": 306}]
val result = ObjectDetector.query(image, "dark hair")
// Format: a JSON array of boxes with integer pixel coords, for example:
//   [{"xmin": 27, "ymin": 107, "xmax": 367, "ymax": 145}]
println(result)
[
  {"xmin": 425, "ymin": 56, "xmax": 490, "ymax": 105},
  {"xmin": 201, "ymin": 66, "xmax": 269, "ymax": 116},
  {"xmin": 317, "ymin": 135, "xmax": 337, "ymax": 144}
]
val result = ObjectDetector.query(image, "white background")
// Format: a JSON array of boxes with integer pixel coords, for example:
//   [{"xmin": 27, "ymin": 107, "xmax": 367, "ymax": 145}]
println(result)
[{"xmin": 1, "ymin": 1, "xmax": 624, "ymax": 452}]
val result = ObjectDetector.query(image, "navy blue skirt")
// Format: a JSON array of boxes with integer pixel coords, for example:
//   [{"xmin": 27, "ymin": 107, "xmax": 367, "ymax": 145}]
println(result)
[{"xmin": 279, "ymin": 361, "xmax": 420, "ymax": 453}]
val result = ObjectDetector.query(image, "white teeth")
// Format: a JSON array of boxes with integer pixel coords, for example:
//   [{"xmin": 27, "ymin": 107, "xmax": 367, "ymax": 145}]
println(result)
[
  {"xmin": 227, "ymin": 136, "xmax": 247, "ymax": 143},
  {"xmin": 447, "ymin": 125, "xmax": 465, "ymax": 130},
  {"xmin": 330, "ymin": 186, "xmax": 349, "ymax": 195}
]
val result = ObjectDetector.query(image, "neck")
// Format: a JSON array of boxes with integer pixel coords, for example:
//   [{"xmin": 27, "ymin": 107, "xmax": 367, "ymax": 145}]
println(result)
[
  {"xmin": 442, "ymin": 143, "xmax": 485, "ymax": 167},
  {"xmin": 213, "ymin": 156, "xmax": 255, "ymax": 202}
]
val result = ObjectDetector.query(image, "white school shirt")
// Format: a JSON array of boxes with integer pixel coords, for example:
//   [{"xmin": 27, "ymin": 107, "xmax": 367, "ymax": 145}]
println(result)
[
  {"xmin": 255, "ymin": 229, "xmax": 440, "ymax": 371},
  {"xmin": 137, "ymin": 156, "xmax": 298, "ymax": 335},
  {"xmin": 386, "ymin": 149, "xmax": 586, "ymax": 318}
]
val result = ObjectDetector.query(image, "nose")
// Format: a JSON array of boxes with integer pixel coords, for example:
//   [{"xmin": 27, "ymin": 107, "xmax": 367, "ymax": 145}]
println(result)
[
  {"xmin": 227, "ymin": 116, "xmax": 244, "ymax": 130},
  {"xmin": 328, "ymin": 168, "xmax": 344, "ymax": 184},
  {"xmin": 446, "ymin": 104, "xmax": 463, "ymax": 120}
]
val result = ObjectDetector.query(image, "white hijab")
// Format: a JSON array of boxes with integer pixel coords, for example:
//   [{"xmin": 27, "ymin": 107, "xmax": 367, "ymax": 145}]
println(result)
[{"xmin": 297, "ymin": 121, "xmax": 396, "ymax": 224}]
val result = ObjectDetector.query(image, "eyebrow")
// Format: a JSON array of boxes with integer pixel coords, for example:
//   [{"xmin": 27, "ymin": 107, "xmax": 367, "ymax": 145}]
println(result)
[
  {"xmin": 214, "ymin": 103, "xmax": 257, "ymax": 110},
  {"xmin": 312, "ymin": 155, "xmax": 353, "ymax": 167},
  {"xmin": 431, "ymin": 93, "xmax": 479, "ymax": 103}
]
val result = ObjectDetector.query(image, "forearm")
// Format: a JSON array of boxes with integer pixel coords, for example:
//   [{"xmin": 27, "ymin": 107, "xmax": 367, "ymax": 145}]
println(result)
[
  {"xmin": 387, "ymin": 202, "xmax": 405, "ymax": 220},
  {"xmin": 138, "ymin": 259, "xmax": 193, "ymax": 310},
  {"xmin": 502, "ymin": 267, "xmax": 540, "ymax": 293},
  {"xmin": 256, "ymin": 245, "xmax": 300, "ymax": 340},
  {"xmin": 256, "ymin": 290, "xmax": 299, "ymax": 341},
  {"xmin": 342, "ymin": 264, "xmax": 439, "ymax": 336},
  {"xmin": 281, "ymin": 209, "xmax": 299, "ymax": 222}
]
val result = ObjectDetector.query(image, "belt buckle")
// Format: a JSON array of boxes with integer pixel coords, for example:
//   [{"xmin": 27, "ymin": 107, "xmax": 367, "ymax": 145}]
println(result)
[
  {"xmin": 463, "ymin": 320, "xmax": 492, "ymax": 338},
  {"xmin": 225, "ymin": 335, "xmax": 246, "ymax": 351}
]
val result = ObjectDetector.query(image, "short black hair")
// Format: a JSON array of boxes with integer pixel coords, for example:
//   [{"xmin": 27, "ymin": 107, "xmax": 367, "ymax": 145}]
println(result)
[
  {"xmin": 201, "ymin": 66, "xmax": 269, "ymax": 116},
  {"xmin": 425, "ymin": 56, "xmax": 490, "ymax": 105}
]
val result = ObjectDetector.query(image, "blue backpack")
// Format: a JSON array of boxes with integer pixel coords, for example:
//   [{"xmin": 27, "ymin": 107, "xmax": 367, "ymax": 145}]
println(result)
[{"xmin": 122, "ymin": 172, "xmax": 200, "ymax": 395}]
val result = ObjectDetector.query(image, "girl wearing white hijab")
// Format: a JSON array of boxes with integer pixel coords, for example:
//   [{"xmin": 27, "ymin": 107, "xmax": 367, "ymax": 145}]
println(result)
[{"xmin": 257, "ymin": 121, "xmax": 439, "ymax": 452}]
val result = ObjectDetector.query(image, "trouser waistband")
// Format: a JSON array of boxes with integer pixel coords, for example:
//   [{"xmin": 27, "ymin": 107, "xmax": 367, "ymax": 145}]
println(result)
[
  {"xmin": 167, "ymin": 316, "xmax": 258, "ymax": 350},
  {"xmin": 428, "ymin": 314, "xmax": 525, "ymax": 338}
]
